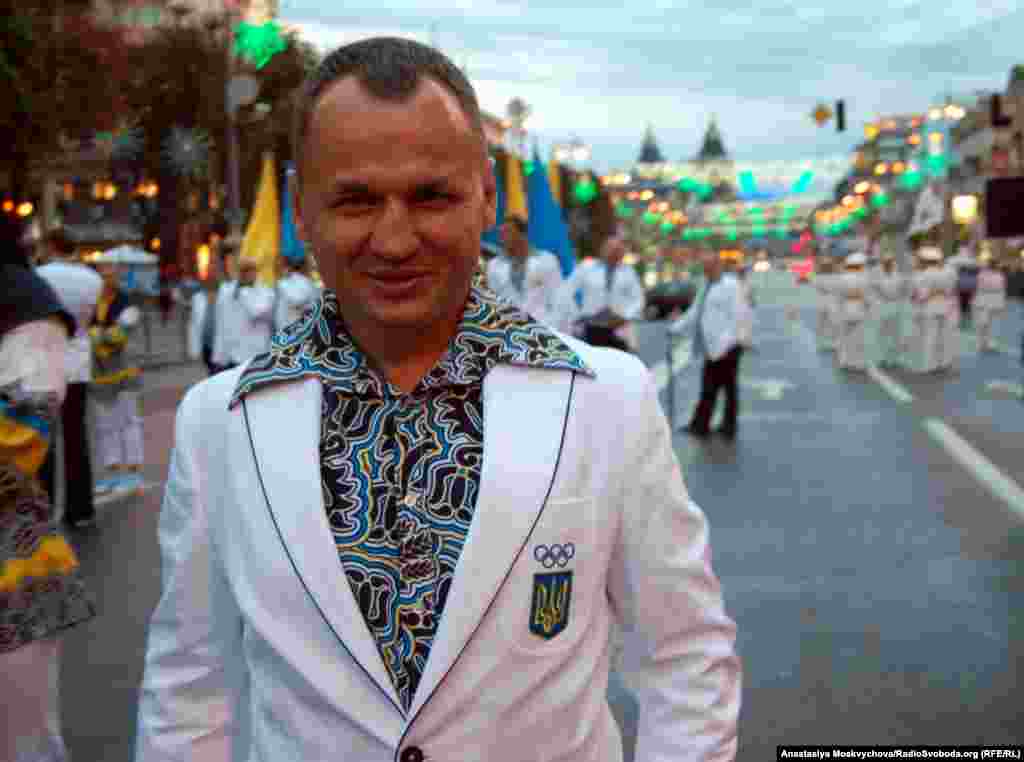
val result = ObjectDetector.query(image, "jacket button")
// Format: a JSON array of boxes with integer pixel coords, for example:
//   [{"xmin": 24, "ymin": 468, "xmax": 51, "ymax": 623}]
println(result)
[{"xmin": 400, "ymin": 746, "xmax": 424, "ymax": 762}]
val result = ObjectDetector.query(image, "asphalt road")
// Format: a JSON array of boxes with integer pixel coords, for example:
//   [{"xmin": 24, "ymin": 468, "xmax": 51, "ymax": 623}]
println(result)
[{"xmin": 58, "ymin": 271, "xmax": 1023, "ymax": 760}]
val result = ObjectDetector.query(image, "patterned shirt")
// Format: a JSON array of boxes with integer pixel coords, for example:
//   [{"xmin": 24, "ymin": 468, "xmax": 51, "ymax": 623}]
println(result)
[{"xmin": 231, "ymin": 282, "xmax": 592, "ymax": 712}]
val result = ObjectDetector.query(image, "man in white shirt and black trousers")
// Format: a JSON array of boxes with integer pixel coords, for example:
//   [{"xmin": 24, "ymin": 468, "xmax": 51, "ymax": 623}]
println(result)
[{"xmin": 669, "ymin": 250, "xmax": 749, "ymax": 441}]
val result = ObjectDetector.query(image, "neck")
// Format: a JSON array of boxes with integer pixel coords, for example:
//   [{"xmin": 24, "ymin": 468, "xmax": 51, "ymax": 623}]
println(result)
[{"xmin": 343, "ymin": 292, "xmax": 469, "ymax": 395}]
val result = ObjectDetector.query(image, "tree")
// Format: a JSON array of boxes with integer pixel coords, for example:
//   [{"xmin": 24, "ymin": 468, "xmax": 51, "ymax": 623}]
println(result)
[{"xmin": 0, "ymin": 1, "xmax": 122, "ymax": 198}]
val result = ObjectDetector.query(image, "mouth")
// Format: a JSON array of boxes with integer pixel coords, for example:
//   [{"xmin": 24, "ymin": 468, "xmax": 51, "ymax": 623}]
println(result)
[{"xmin": 366, "ymin": 271, "xmax": 430, "ymax": 296}]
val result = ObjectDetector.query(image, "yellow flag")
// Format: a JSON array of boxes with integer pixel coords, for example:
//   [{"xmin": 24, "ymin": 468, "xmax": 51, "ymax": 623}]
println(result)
[
  {"xmin": 241, "ymin": 152, "xmax": 280, "ymax": 286},
  {"xmin": 548, "ymin": 160, "xmax": 562, "ymax": 208},
  {"xmin": 505, "ymin": 152, "xmax": 528, "ymax": 221}
]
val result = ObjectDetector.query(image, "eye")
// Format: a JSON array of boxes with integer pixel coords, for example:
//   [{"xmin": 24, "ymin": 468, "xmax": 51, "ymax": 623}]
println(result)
[
  {"xmin": 412, "ymin": 188, "xmax": 457, "ymax": 205},
  {"xmin": 331, "ymin": 193, "xmax": 377, "ymax": 212}
]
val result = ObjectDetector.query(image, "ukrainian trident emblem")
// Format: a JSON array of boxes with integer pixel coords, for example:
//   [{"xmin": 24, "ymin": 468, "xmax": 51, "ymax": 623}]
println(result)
[{"xmin": 529, "ymin": 572, "xmax": 573, "ymax": 640}]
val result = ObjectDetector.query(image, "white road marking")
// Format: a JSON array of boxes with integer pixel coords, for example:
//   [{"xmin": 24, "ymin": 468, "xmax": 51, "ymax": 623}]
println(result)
[
  {"xmin": 985, "ymin": 379, "xmax": 1024, "ymax": 397},
  {"xmin": 867, "ymin": 365, "xmax": 915, "ymax": 404},
  {"xmin": 742, "ymin": 377, "xmax": 796, "ymax": 401},
  {"xmin": 922, "ymin": 417, "xmax": 1024, "ymax": 521}
]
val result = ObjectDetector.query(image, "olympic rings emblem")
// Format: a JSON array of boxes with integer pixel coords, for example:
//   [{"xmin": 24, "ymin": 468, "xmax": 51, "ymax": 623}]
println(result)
[{"xmin": 533, "ymin": 542, "xmax": 575, "ymax": 569}]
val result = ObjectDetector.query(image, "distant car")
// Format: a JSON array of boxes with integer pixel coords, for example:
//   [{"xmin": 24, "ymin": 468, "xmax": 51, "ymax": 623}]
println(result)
[{"xmin": 644, "ymin": 280, "xmax": 698, "ymax": 320}]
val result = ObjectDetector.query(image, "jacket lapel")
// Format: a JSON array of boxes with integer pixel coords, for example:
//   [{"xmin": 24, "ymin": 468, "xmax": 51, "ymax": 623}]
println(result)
[
  {"xmin": 241, "ymin": 377, "xmax": 405, "ymax": 721},
  {"xmin": 407, "ymin": 364, "xmax": 576, "ymax": 720}
]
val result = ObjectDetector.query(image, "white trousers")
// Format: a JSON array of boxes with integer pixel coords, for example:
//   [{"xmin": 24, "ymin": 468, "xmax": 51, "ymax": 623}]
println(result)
[
  {"xmin": 919, "ymin": 316, "xmax": 957, "ymax": 372},
  {"xmin": 92, "ymin": 389, "xmax": 144, "ymax": 469},
  {"xmin": 837, "ymin": 319, "xmax": 867, "ymax": 371},
  {"xmin": 974, "ymin": 307, "xmax": 1000, "ymax": 351},
  {"xmin": 0, "ymin": 638, "xmax": 67, "ymax": 762}
]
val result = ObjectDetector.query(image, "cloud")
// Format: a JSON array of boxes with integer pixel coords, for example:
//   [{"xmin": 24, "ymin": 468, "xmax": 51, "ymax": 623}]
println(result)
[{"xmin": 281, "ymin": 0, "xmax": 1020, "ymax": 171}]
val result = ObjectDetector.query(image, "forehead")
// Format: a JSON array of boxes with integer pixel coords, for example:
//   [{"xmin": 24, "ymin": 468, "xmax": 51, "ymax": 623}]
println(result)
[{"xmin": 306, "ymin": 75, "xmax": 482, "ymax": 182}]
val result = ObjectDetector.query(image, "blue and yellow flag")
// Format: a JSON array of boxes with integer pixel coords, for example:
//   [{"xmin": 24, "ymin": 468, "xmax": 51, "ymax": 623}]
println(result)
[
  {"xmin": 527, "ymin": 145, "xmax": 575, "ymax": 276},
  {"xmin": 241, "ymin": 152, "xmax": 280, "ymax": 286}
]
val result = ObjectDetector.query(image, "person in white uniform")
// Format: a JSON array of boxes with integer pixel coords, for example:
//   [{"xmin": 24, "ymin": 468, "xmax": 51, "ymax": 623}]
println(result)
[
  {"xmin": 485, "ymin": 215, "xmax": 564, "ymax": 328},
  {"xmin": 866, "ymin": 255, "xmax": 908, "ymax": 369},
  {"xmin": 211, "ymin": 254, "xmax": 275, "ymax": 370},
  {"xmin": 560, "ymin": 235, "xmax": 645, "ymax": 352},
  {"xmin": 911, "ymin": 246, "xmax": 958, "ymax": 373},
  {"xmin": 834, "ymin": 253, "xmax": 871, "ymax": 372},
  {"xmin": 135, "ymin": 37, "xmax": 739, "ymax": 762},
  {"xmin": 36, "ymin": 231, "xmax": 104, "ymax": 528},
  {"xmin": 814, "ymin": 257, "xmax": 838, "ymax": 352},
  {"xmin": 973, "ymin": 260, "xmax": 1007, "ymax": 352},
  {"xmin": 274, "ymin": 256, "xmax": 321, "ymax": 333}
]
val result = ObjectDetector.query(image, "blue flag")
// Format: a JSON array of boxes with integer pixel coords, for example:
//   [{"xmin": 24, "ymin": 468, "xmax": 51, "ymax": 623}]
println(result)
[
  {"xmin": 527, "ymin": 145, "xmax": 575, "ymax": 276},
  {"xmin": 281, "ymin": 164, "xmax": 306, "ymax": 265},
  {"xmin": 481, "ymin": 153, "xmax": 506, "ymax": 256}
]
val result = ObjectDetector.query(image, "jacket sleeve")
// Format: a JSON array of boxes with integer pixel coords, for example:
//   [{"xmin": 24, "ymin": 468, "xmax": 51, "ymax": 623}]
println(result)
[
  {"xmin": 238, "ymin": 286, "xmax": 275, "ymax": 323},
  {"xmin": 607, "ymin": 369, "xmax": 741, "ymax": 762},
  {"xmin": 188, "ymin": 293, "xmax": 206, "ymax": 361},
  {"xmin": 135, "ymin": 389, "xmax": 244, "ymax": 762}
]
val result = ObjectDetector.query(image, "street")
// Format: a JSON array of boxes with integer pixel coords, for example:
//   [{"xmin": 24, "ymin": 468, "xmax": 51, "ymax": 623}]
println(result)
[{"xmin": 59, "ymin": 271, "xmax": 1023, "ymax": 760}]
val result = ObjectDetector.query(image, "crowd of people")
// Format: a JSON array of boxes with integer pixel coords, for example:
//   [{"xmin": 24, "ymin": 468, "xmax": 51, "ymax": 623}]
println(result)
[{"xmin": 814, "ymin": 245, "xmax": 1008, "ymax": 374}]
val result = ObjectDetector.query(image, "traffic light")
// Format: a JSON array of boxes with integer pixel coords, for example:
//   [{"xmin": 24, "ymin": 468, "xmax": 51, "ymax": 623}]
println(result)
[{"xmin": 836, "ymin": 100, "xmax": 846, "ymax": 132}]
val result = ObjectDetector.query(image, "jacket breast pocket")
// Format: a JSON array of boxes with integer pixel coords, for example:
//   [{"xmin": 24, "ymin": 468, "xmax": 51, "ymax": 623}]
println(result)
[{"xmin": 498, "ymin": 498, "xmax": 599, "ymax": 656}]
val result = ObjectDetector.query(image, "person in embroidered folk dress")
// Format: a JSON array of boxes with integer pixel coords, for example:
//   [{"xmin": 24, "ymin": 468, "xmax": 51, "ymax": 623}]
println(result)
[
  {"xmin": 835, "ymin": 253, "xmax": 871, "ymax": 372},
  {"xmin": 485, "ymin": 215, "xmax": 564, "ymax": 329},
  {"xmin": 136, "ymin": 37, "xmax": 740, "ymax": 762},
  {"xmin": 866, "ymin": 255, "xmax": 908, "ymax": 369},
  {"xmin": 973, "ymin": 259, "xmax": 1007, "ymax": 352},
  {"xmin": 89, "ymin": 258, "xmax": 145, "ymax": 494},
  {"xmin": 1, "ymin": 214, "xmax": 95, "ymax": 762}
]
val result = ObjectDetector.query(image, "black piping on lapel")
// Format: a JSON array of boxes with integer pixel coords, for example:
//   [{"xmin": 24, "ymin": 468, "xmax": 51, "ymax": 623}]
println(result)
[
  {"xmin": 241, "ymin": 398, "xmax": 407, "ymax": 721},
  {"xmin": 393, "ymin": 370, "xmax": 578, "ymax": 759}
]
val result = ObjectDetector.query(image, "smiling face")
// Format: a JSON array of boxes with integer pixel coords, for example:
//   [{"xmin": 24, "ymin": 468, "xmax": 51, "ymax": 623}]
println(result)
[{"xmin": 292, "ymin": 75, "xmax": 496, "ymax": 351}]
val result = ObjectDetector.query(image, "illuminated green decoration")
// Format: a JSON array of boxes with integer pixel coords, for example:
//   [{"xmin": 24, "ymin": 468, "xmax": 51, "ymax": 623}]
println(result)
[
  {"xmin": 752, "ymin": 224, "xmax": 766, "ymax": 237},
  {"xmin": 523, "ymin": 160, "xmax": 537, "ymax": 176},
  {"xmin": 573, "ymin": 177, "xmax": 598, "ymax": 205},
  {"xmin": 791, "ymin": 171, "xmax": 814, "ymax": 195},
  {"xmin": 900, "ymin": 170, "xmax": 924, "ymax": 190},
  {"xmin": 925, "ymin": 154, "xmax": 948, "ymax": 176},
  {"xmin": 642, "ymin": 210, "xmax": 660, "ymax": 225},
  {"xmin": 615, "ymin": 202, "xmax": 634, "ymax": 218},
  {"xmin": 726, "ymin": 227, "xmax": 738, "ymax": 241},
  {"xmin": 678, "ymin": 177, "xmax": 698, "ymax": 192},
  {"xmin": 871, "ymin": 192, "xmax": 890, "ymax": 208},
  {"xmin": 697, "ymin": 183, "xmax": 713, "ymax": 201},
  {"xmin": 234, "ymin": 20, "xmax": 288, "ymax": 69},
  {"xmin": 660, "ymin": 220, "xmax": 675, "ymax": 232},
  {"xmin": 853, "ymin": 206, "xmax": 869, "ymax": 219}
]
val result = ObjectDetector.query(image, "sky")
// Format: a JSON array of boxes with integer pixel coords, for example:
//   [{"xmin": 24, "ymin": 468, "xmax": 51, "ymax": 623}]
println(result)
[{"xmin": 278, "ymin": 0, "xmax": 1023, "ymax": 173}]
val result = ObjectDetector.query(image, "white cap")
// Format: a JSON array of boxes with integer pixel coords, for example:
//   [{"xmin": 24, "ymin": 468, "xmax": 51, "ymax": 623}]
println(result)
[
  {"xmin": 845, "ymin": 252, "xmax": 867, "ymax": 267},
  {"xmin": 917, "ymin": 246, "xmax": 943, "ymax": 262}
]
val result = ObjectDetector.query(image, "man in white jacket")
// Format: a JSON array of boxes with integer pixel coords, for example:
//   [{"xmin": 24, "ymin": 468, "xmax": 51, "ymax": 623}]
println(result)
[
  {"xmin": 274, "ymin": 256, "xmax": 320, "ymax": 333},
  {"xmin": 669, "ymin": 250, "xmax": 749, "ymax": 440},
  {"xmin": 485, "ymin": 215, "xmax": 564, "ymax": 329},
  {"xmin": 211, "ymin": 254, "xmax": 275, "ymax": 370},
  {"xmin": 560, "ymin": 235, "xmax": 645, "ymax": 352},
  {"xmin": 136, "ymin": 36, "xmax": 739, "ymax": 762}
]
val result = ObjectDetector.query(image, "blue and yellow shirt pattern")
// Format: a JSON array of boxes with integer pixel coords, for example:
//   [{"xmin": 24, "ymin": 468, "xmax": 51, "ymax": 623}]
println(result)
[{"xmin": 231, "ymin": 283, "xmax": 592, "ymax": 711}]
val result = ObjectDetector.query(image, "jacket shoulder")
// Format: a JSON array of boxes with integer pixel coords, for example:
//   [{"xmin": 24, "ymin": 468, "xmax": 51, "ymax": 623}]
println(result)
[
  {"xmin": 558, "ymin": 335, "xmax": 651, "ymax": 398},
  {"xmin": 177, "ymin": 364, "xmax": 247, "ymax": 428}
]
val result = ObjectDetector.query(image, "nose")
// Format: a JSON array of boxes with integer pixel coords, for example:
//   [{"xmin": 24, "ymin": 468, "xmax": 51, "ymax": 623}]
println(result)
[{"xmin": 368, "ymin": 197, "xmax": 419, "ymax": 261}]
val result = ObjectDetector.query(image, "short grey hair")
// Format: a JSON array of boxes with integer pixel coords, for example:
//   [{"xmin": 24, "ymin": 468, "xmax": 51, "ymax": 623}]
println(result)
[{"xmin": 291, "ymin": 37, "xmax": 486, "ymax": 184}]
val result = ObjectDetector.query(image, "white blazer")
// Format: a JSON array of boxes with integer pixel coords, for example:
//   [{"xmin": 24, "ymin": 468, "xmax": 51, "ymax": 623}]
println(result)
[
  {"xmin": 486, "ymin": 250, "xmax": 564, "ymax": 329},
  {"xmin": 211, "ymin": 282, "xmax": 275, "ymax": 367},
  {"xmin": 136, "ymin": 340, "xmax": 741, "ymax": 762},
  {"xmin": 559, "ymin": 260, "xmax": 646, "ymax": 349},
  {"xmin": 669, "ymin": 275, "xmax": 743, "ymax": 362}
]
